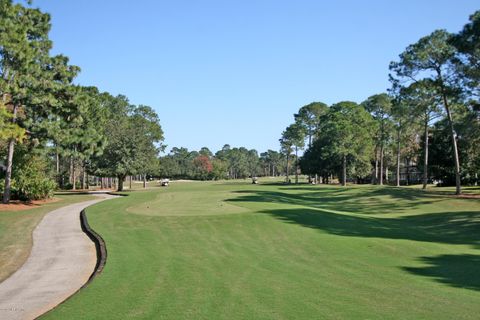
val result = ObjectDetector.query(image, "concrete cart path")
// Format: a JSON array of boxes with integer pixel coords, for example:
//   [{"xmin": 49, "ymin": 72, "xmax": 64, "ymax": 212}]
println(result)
[{"xmin": 0, "ymin": 193, "xmax": 117, "ymax": 320}]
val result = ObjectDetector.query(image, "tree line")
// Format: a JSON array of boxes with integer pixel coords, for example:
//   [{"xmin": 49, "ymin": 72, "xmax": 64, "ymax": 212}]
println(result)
[
  {"xmin": 158, "ymin": 145, "xmax": 288, "ymax": 181},
  {"xmin": 281, "ymin": 11, "xmax": 480, "ymax": 194},
  {"xmin": 0, "ymin": 0, "xmax": 164, "ymax": 202}
]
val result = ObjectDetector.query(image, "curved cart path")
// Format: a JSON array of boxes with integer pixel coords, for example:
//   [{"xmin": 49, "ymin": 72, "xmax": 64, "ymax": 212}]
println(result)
[{"xmin": 0, "ymin": 193, "xmax": 117, "ymax": 320}]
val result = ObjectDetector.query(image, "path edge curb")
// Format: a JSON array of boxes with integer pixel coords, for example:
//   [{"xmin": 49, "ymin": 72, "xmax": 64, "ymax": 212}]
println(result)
[
  {"xmin": 80, "ymin": 209, "xmax": 107, "ymax": 282},
  {"xmin": 36, "ymin": 202, "xmax": 111, "ymax": 319}
]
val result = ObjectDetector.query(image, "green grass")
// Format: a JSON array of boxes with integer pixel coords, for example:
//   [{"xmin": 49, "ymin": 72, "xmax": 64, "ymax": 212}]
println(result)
[
  {"xmin": 43, "ymin": 181, "xmax": 480, "ymax": 319},
  {"xmin": 0, "ymin": 193, "xmax": 97, "ymax": 282}
]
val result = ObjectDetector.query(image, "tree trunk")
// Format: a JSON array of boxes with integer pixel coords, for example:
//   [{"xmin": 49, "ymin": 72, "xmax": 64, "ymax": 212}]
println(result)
[
  {"xmin": 373, "ymin": 145, "xmax": 378, "ymax": 184},
  {"xmin": 143, "ymin": 174, "xmax": 147, "ymax": 188},
  {"xmin": 342, "ymin": 155, "xmax": 347, "ymax": 187},
  {"xmin": 81, "ymin": 163, "xmax": 86, "ymax": 190},
  {"xmin": 72, "ymin": 157, "xmax": 76, "ymax": 191},
  {"xmin": 444, "ymin": 103, "xmax": 461, "ymax": 194},
  {"xmin": 117, "ymin": 176, "xmax": 124, "ymax": 192},
  {"xmin": 396, "ymin": 126, "xmax": 401, "ymax": 187},
  {"xmin": 3, "ymin": 101, "xmax": 18, "ymax": 204},
  {"xmin": 295, "ymin": 146, "xmax": 299, "ymax": 184},
  {"xmin": 285, "ymin": 153, "xmax": 290, "ymax": 183},
  {"xmin": 423, "ymin": 115, "xmax": 429, "ymax": 190},
  {"xmin": 129, "ymin": 176, "xmax": 132, "ymax": 189},
  {"xmin": 56, "ymin": 151, "xmax": 60, "ymax": 181},
  {"xmin": 439, "ymin": 75, "xmax": 461, "ymax": 195},
  {"xmin": 379, "ymin": 143, "xmax": 384, "ymax": 185}
]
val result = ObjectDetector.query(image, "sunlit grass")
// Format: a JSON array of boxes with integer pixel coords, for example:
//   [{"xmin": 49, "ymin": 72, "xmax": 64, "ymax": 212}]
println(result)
[{"xmin": 44, "ymin": 181, "xmax": 480, "ymax": 319}]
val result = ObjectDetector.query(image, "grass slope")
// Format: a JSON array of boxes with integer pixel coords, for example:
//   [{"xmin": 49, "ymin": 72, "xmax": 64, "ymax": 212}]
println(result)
[
  {"xmin": 0, "ymin": 193, "xmax": 96, "ymax": 282},
  {"xmin": 43, "ymin": 182, "xmax": 480, "ymax": 319}
]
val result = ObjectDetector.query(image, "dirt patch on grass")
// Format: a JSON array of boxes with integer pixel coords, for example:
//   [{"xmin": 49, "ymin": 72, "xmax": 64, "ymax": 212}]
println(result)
[{"xmin": 0, "ymin": 198, "xmax": 60, "ymax": 212}]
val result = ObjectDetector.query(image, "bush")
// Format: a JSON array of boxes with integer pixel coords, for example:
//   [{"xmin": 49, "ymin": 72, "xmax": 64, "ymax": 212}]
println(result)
[
  {"xmin": 14, "ymin": 157, "xmax": 57, "ymax": 200},
  {"xmin": 0, "ymin": 154, "xmax": 57, "ymax": 201},
  {"xmin": 62, "ymin": 181, "xmax": 81, "ymax": 190}
]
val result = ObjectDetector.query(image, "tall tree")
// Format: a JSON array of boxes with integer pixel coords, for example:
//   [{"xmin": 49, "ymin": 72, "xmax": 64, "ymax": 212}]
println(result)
[
  {"xmin": 279, "ymin": 133, "xmax": 293, "ymax": 184},
  {"xmin": 283, "ymin": 123, "xmax": 305, "ymax": 184},
  {"xmin": 131, "ymin": 105, "xmax": 164, "ymax": 188},
  {"xmin": 451, "ymin": 10, "xmax": 480, "ymax": 99},
  {"xmin": 246, "ymin": 149, "xmax": 260, "ymax": 181},
  {"xmin": 390, "ymin": 96, "xmax": 409, "ymax": 187},
  {"xmin": 0, "ymin": 1, "xmax": 77, "ymax": 202},
  {"xmin": 400, "ymin": 80, "xmax": 441, "ymax": 189},
  {"xmin": 294, "ymin": 102, "xmax": 328, "ymax": 148},
  {"xmin": 390, "ymin": 30, "xmax": 462, "ymax": 194},
  {"xmin": 321, "ymin": 102, "xmax": 374, "ymax": 186},
  {"xmin": 362, "ymin": 94, "xmax": 392, "ymax": 185},
  {"xmin": 90, "ymin": 96, "xmax": 163, "ymax": 191},
  {"xmin": 294, "ymin": 102, "xmax": 328, "ymax": 183}
]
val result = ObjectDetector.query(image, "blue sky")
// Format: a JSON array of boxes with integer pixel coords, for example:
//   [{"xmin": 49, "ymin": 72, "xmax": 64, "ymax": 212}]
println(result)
[{"xmin": 35, "ymin": 0, "xmax": 479, "ymax": 154}]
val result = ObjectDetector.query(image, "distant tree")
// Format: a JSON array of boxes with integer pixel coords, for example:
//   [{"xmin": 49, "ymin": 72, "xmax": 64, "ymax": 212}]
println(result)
[
  {"xmin": 90, "ymin": 96, "xmax": 163, "ymax": 191},
  {"xmin": 294, "ymin": 102, "xmax": 328, "ymax": 148},
  {"xmin": 131, "ymin": 105, "xmax": 164, "ymax": 188},
  {"xmin": 281, "ymin": 123, "xmax": 305, "ymax": 184},
  {"xmin": 199, "ymin": 147, "xmax": 213, "ymax": 158},
  {"xmin": 193, "ymin": 155, "xmax": 213, "ymax": 180},
  {"xmin": 321, "ymin": 101, "xmax": 374, "ymax": 186},
  {"xmin": 399, "ymin": 80, "xmax": 441, "ymax": 189},
  {"xmin": 246, "ymin": 149, "xmax": 260, "ymax": 180},
  {"xmin": 170, "ymin": 147, "xmax": 192, "ymax": 178},
  {"xmin": 158, "ymin": 155, "xmax": 180, "ymax": 178},
  {"xmin": 362, "ymin": 93, "xmax": 392, "ymax": 185},
  {"xmin": 300, "ymin": 135, "xmax": 337, "ymax": 184},
  {"xmin": 211, "ymin": 158, "xmax": 228, "ymax": 180},
  {"xmin": 390, "ymin": 96, "xmax": 410, "ymax": 187},
  {"xmin": 279, "ymin": 131, "xmax": 294, "ymax": 183},
  {"xmin": 268, "ymin": 150, "xmax": 283, "ymax": 177},
  {"xmin": 215, "ymin": 144, "xmax": 231, "ymax": 161}
]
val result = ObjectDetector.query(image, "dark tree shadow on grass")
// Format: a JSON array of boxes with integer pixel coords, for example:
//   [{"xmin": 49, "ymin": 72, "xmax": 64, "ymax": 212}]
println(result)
[
  {"xmin": 257, "ymin": 207, "xmax": 480, "ymax": 291},
  {"xmin": 256, "ymin": 207, "xmax": 480, "ymax": 247},
  {"xmin": 403, "ymin": 254, "xmax": 480, "ymax": 291},
  {"xmin": 227, "ymin": 186, "xmax": 480, "ymax": 290},
  {"xmin": 228, "ymin": 187, "xmax": 442, "ymax": 215}
]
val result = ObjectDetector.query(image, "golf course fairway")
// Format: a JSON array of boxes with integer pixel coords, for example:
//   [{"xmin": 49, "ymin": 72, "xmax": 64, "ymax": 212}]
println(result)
[{"xmin": 42, "ymin": 181, "xmax": 480, "ymax": 319}]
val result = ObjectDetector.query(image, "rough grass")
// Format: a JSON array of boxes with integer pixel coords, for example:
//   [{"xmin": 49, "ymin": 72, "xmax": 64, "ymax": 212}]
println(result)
[
  {"xmin": 0, "ymin": 193, "xmax": 96, "ymax": 282},
  {"xmin": 43, "ymin": 181, "xmax": 480, "ymax": 319}
]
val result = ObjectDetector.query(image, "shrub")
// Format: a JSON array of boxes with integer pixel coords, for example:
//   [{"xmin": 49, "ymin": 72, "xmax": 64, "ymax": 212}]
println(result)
[
  {"xmin": 13, "ymin": 157, "xmax": 56, "ymax": 200},
  {"xmin": 0, "ymin": 154, "xmax": 57, "ymax": 201}
]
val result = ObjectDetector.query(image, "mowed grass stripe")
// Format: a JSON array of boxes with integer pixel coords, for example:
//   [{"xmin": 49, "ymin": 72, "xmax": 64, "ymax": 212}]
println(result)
[{"xmin": 43, "ymin": 181, "xmax": 480, "ymax": 319}]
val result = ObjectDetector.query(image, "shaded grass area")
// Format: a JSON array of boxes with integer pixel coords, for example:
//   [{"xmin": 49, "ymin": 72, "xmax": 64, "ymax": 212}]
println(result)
[
  {"xmin": 43, "ymin": 181, "xmax": 480, "ymax": 319},
  {"xmin": 0, "ymin": 193, "xmax": 96, "ymax": 282}
]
